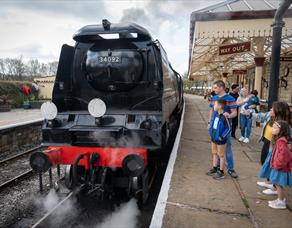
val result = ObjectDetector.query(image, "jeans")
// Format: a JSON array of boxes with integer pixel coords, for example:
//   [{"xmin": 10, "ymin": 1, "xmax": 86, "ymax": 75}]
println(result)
[
  {"xmin": 226, "ymin": 133, "xmax": 234, "ymax": 171},
  {"xmin": 217, "ymin": 133, "xmax": 234, "ymax": 171},
  {"xmin": 261, "ymin": 138, "xmax": 271, "ymax": 181},
  {"xmin": 240, "ymin": 114, "xmax": 252, "ymax": 138},
  {"xmin": 261, "ymin": 138, "xmax": 270, "ymax": 165},
  {"xmin": 231, "ymin": 116, "xmax": 238, "ymax": 137}
]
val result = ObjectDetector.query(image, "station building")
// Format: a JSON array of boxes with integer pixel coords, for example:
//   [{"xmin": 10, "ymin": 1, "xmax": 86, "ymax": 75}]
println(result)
[
  {"xmin": 188, "ymin": 0, "xmax": 292, "ymax": 103},
  {"xmin": 33, "ymin": 76, "xmax": 55, "ymax": 99}
]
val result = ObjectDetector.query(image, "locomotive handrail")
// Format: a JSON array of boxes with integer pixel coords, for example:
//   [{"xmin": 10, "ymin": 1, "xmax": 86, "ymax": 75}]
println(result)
[
  {"xmin": 130, "ymin": 95, "xmax": 161, "ymax": 110},
  {"xmin": 69, "ymin": 126, "xmax": 127, "ymax": 132}
]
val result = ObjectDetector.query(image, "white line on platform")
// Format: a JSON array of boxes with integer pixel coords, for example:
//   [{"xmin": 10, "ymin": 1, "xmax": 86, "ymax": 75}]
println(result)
[
  {"xmin": 0, "ymin": 118, "xmax": 44, "ymax": 131},
  {"xmin": 149, "ymin": 101, "xmax": 185, "ymax": 228}
]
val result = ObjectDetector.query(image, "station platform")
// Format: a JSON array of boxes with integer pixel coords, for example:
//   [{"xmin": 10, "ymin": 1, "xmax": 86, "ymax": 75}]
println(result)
[
  {"xmin": 0, "ymin": 108, "xmax": 42, "ymax": 129},
  {"xmin": 152, "ymin": 95, "xmax": 292, "ymax": 228}
]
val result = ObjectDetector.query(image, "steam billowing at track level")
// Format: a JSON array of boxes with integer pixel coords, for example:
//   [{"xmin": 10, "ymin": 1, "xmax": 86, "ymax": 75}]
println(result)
[{"xmin": 30, "ymin": 19, "xmax": 184, "ymax": 205}]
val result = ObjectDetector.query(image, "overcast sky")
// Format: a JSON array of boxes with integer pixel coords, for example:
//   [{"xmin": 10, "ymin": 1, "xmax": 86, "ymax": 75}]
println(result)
[{"xmin": 0, "ymin": 0, "xmax": 222, "ymax": 74}]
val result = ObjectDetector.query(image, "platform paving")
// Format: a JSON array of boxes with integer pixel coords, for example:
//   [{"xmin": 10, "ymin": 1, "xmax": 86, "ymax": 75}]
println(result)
[
  {"xmin": 0, "ymin": 108, "xmax": 42, "ymax": 128},
  {"xmin": 162, "ymin": 95, "xmax": 292, "ymax": 228}
]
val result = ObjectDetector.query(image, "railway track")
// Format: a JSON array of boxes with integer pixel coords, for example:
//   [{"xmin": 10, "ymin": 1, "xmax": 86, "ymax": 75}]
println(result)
[
  {"xmin": 31, "ymin": 191, "xmax": 75, "ymax": 228},
  {"xmin": 0, "ymin": 145, "xmax": 42, "ymax": 165},
  {"xmin": 0, "ymin": 169, "xmax": 34, "ymax": 190},
  {"xmin": 0, "ymin": 145, "xmax": 42, "ymax": 191}
]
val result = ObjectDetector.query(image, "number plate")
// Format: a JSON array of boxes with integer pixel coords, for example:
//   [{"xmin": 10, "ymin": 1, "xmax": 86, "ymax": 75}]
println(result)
[{"xmin": 98, "ymin": 56, "xmax": 121, "ymax": 63}]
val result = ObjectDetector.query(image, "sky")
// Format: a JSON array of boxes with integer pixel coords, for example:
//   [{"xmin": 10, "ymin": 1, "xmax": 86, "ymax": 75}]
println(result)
[{"xmin": 0, "ymin": 0, "xmax": 223, "ymax": 75}]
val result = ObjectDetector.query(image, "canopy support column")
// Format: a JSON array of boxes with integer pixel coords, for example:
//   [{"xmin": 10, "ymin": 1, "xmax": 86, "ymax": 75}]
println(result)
[{"xmin": 254, "ymin": 57, "xmax": 266, "ymax": 98}]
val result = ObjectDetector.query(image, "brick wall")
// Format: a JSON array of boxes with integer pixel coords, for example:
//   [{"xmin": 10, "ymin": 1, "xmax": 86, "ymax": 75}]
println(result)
[
  {"xmin": 0, "ymin": 121, "xmax": 42, "ymax": 153},
  {"xmin": 246, "ymin": 61, "xmax": 292, "ymax": 103}
]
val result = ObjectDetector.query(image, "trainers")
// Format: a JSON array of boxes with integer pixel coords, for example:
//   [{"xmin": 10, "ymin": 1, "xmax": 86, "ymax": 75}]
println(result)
[
  {"xmin": 213, "ymin": 171, "xmax": 225, "ymax": 180},
  {"xmin": 268, "ymin": 198, "xmax": 286, "ymax": 205},
  {"xmin": 262, "ymin": 189, "xmax": 277, "ymax": 195},
  {"xmin": 238, "ymin": 136, "xmax": 245, "ymax": 142},
  {"xmin": 268, "ymin": 199, "xmax": 286, "ymax": 209},
  {"xmin": 206, "ymin": 167, "xmax": 217, "ymax": 176},
  {"xmin": 243, "ymin": 138, "xmax": 250, "ymax": 143},
  {"xmin": 257, "ymin": 181, "xmax": 274, "ymax": 189},
  {"xmin": 228, "ymin": 169, "xmax": 238, "ymax": 178}
]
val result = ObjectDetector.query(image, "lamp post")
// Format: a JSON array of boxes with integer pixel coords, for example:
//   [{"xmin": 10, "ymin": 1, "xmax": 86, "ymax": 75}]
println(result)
[{"xmin": 268, "ymin": 0, "xmax": 292, "ymax": 109}]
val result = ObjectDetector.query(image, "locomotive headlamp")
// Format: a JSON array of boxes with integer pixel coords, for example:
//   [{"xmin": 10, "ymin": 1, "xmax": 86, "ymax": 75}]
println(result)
[
  {"xmin": 88, "ymin": 98, "xmax": 106, "ymax": 118},
  {"xmin": 122, "ymin": 154, "xmax": 145, "ymax": 177},
  {"xmin": 41, "ymin": 101, "xmax": 58, "ymax": 120}
]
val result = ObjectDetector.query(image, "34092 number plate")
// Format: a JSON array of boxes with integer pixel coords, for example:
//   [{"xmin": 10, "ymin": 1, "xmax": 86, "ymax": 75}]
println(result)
[{"xmin": 98, "ymin": 56, "xmax": 121, "ymax": 63}]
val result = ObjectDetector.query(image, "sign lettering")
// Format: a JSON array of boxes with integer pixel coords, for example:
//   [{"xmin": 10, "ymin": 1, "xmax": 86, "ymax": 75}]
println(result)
[
  {"xmin": 233, "ymin": 69, "xmax": 247, "ymax": 75},
  {"xmin": 219, "ymin": 42, "xmax": 251, "ymax": 56}
]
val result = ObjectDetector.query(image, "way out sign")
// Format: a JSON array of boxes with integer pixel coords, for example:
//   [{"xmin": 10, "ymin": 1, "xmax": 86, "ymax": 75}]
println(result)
[
  {"xmin": 233, "ymin": 69, "xmax": 247, "ymax": 75},
  {"xmin": 219, "ymin": 41, "xmax": 251, "ymax": 56}
]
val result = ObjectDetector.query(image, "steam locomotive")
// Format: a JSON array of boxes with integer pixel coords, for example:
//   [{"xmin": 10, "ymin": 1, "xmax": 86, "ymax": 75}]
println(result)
[{"xmin": 30, "ymin": 20, "xmax": 183, "ymax": 204}]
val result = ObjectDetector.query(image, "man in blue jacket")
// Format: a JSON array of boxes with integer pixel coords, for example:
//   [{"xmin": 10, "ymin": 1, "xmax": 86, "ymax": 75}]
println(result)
[{"xmin": 208, "ymin": 98, "xmax": 231, "ymax": 179}]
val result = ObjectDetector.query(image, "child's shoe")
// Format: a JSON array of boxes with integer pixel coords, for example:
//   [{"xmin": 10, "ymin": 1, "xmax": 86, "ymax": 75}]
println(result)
[
  {"xmin": 238, "ymin": 136, "xmax": 245, "ymax": 142},
  {"xmin": 268, "ymin": 198, "xmax": 286, "ymax": 205},
  {"xmin": 262, "ymin": 189, "xmax": 277, "ymax": 195},
  {"xmin": 206, "ymin": 167, "xmax": 217, "ymax": 176},
  {"xmin": 256, "ymin": 181, "xmax": 274, "ymax": 189},
  {"xmin": 268, "ymin": 199, "xmax": 286, "ymax": 209},
  {"xmin": 243, "ymin": 138, "xmax": 250, "ymax": 143},
  {"xmin": 213, "ymin": 170, "xmax": 225, "ymax": 180}
]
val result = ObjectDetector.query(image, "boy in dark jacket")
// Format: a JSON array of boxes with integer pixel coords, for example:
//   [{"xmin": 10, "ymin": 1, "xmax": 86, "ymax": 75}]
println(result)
[{"xmin": 207, "ymin": 98, "xmax": 231, "ymax": 179}]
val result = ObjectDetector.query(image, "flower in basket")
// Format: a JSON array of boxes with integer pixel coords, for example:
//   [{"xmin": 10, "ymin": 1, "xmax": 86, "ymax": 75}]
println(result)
[{"xmin": 22, "ymin": 84, "xmax": 31, "ymax": 95}]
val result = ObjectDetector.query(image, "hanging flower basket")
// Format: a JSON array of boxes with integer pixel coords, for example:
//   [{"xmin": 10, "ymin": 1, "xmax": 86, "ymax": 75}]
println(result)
[
  {"xmin": 23, "ymin": 100, "xmax": 31, "ymax": 109},
  {"xmin": 22, "ymin": 84, "xmax": 31, "ymax": 109}
]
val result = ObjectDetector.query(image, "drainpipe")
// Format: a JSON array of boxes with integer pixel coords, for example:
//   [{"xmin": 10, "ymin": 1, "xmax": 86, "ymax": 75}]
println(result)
[{"xmin": 268, "ymin": 0, "xmax": 292, "ymax": 109}]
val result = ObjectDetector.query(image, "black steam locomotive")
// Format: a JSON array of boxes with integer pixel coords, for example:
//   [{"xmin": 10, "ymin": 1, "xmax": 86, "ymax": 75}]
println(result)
[{"xmin": 30, "ymin": 20, "xmax": 183, "ymax": 204}]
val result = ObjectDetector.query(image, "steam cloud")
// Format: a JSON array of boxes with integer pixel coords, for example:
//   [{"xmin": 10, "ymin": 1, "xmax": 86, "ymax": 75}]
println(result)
[
  {"xmin": 117, "ymin": 0, "xmax": 209, "ymax": 73},
  {"xmin": 34, "ymin": 189, "xmax": 77, "ymax": 227},
  {"xmin": 119, "ymin": 0, "xmax": 207, "ymax": 26},
  {"xmin": 97, "ymin": 199, "xmax": 140, "ymax": 228}
]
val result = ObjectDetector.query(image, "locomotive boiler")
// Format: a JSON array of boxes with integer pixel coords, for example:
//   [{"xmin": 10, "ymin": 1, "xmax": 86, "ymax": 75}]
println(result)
[{"xmin": 30, "ymin": 20, "xmax": 183, "ymax": 204}]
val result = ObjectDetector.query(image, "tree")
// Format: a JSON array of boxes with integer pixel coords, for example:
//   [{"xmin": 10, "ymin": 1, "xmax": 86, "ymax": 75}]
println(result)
[
  {"xmin": 26, "ymin": 59, "xmax": 41, "ymax": 76},
  {"xmin": 13, "ymin": 56, "xmax": 26, "ymax": 80},
  {"xmin": 5, "ymin": 58, "xmax": 15, "ymax": 76},
  {"xmin": 39, "ymin": 63, "xmax": 48, "ymax": 76},
  {"xmin": 47, "ymin": 61, "xmax": 58, "ymax": 76},
  {"xmin": 0, "ymin": 59, "xmax": 5, "ymax": 80},
  {"xmin": 182, "ymin": 71, "xmax": 188, "ymax": 79},
  {"xmin": 0, "ymin": 57, "xmax": 58, "ymax": 80},
  {"xmin": 182, "ymin": 71, "xmax": 193, "ymax": 89}
]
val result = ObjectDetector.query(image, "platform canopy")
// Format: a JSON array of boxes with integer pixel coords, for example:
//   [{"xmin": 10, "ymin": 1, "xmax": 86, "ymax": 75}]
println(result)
[{"xmin": 188, "ymin": 0, "xmax": 292, "ymax": 81}]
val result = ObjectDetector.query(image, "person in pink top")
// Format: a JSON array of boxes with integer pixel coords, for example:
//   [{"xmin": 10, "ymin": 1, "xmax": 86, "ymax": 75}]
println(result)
[{"xmin": 267, "ymin": 120, "xmax": 292, "ymax": 209}]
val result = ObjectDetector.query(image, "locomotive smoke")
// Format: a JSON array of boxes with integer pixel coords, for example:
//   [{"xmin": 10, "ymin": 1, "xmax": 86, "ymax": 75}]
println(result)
[
  {"xmin": 90, "ymin": 131, "xmax": 141, "ymax": 147},
  {"xmin": 34, "ymin": 189, "xmax": 77, "ymax": 226},
  {"xmin": 119, "ymin": 0, "xmax": 205, "ymax": 31},
  {"xmin": 43, "ymin": 189, "xmax": 59, "ymax": 211},
  {"xmin": 90, "ymin": 131, "xmax": 142, "ymax": 172},
  {"xmin": 97, "ymin": 199, "xmax": 140, "ymax": 228}
]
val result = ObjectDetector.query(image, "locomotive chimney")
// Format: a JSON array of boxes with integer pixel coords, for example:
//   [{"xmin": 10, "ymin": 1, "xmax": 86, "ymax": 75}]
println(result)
[{"xmin": 102, "ymin": 19, "xmax": 111, "ymax": 30}]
